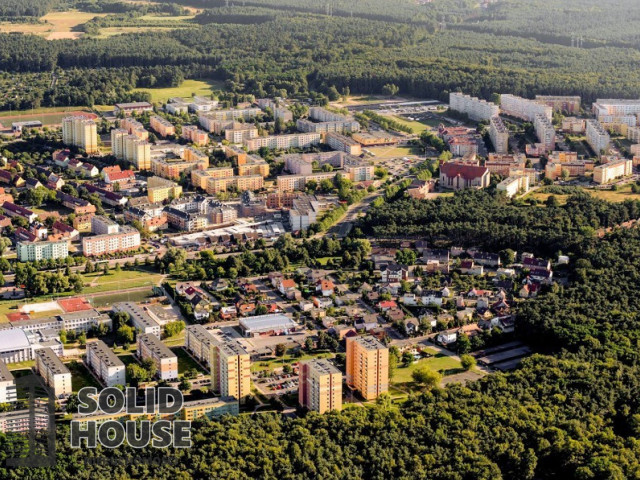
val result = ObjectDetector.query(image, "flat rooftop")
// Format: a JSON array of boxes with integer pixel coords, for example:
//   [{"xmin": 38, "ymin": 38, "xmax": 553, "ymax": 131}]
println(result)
[{"xmin": 239, "ymin": 314, "xmax": 298, "ymax": 332}]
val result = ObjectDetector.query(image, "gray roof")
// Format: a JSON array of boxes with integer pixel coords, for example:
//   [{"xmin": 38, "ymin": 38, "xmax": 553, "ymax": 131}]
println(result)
[{"xmin": 0, "ymin": 329, "xmax": 30, "ymax": 352}]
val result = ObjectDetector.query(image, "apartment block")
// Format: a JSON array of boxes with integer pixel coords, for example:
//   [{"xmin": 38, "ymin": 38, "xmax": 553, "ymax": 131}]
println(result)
[
  {"xmin": 192, "ymin": 167, "xmax": 234, "ymax": 190},
  {"xmin": 137, "ymin": 334, "xmax": 178, "ymax": 381},
  {"xmin": 182, "ymin": 125, "xmax": 209, "ymax": 146},
  {"xmin": 179, "ymin": 397, "xmax": 239, "ymax": 421},
  {"xmin": 91, "ymin": 215, "xmax": 119, "ymax": 235},
  {"xmin": 210, "ymin": 339, "xmax": 251, "ymax": 403},
  {"xmin": 299, "ymin": 358, "xmax": 342, "ymax": 414},
  {"xmin": 86, "ymin": 340, "xmax": 126, "ymax": 387},
  {"xmin": 592, "ymin": 99, "xmax": 640, "ymax": 126},
  {"xmin": 82, "ymin": 225, "xmax": 140, "ymax": 257},
  {"xmin": 489, "ymin": 116, "xmax": 509, "ymax": 154},
  {"xmin": 225, "ymin": 126, "xmax": 259, "ymax": 143},
  {"xmin": 344, "ymin": 157, "xmax": 375, "ymax": 182},
  {"xmin": 325, "ymin": 132, "xmax": 362, "ymax": 155},
  {"xmin": 35, "ymin": 347, "xmax": 72, "ymax": 398},
  {"xmin": 204, "ymin": 174, "xmax": 264, "ymax": 195},
  {"xmin": 199, "ymin": 108, "xmax": 262, "ymax": 128},
  {"xmin": 497, "ymin": 175, "xmax": 530, "ymax": 198},
  {"xmin": 296, "ymin": 118, "xmax": 360, "ymax": 134},
  {"xmin": 586, "ymin": 119, "xmax": 611, "ymax": 155},
  {"xmin": 449, "ymin": 92, "xmax": 499, "ymax": 121},
  {"xmin": 147, "ymin": 176, "xmax": 182, "ymax": 203},
  {"xmin": 545, "ymin": 161, "xmax": 595, "ymax": 180},
  {"xmin": 534, "ymin": 113, "xmax": 556, "ymax": 152},
  {"xmin": 535, "ymin": 95, "xmax": 581, "ymax": 114},
  {"xmin": 500, "ymin": 94, "xmax": 552, "ymax": 122},
  {"xmin": 0, "ymin": 361, "xmax": 17, "ymax": 403},
  {"xmin": 593, "ymin": 158, "xmax": 632, "ymax": 184},
  {"xmin": 548, "ymin": 151, "xmax": 579, "ymax": 163},
  {"xmin": 113, "ymin": 302, "xmax": 161, "ymax": 336},
  {"xmin": 485, "ymin": 154, "xmax": 526, "ymax": 175},
  {"xmin": 244, "ymin": 133, "xmax": 321, "ymax": 151},
  {"xmin": 284, "ymin": 151, "xmax": 345, "ymax": 175},
  {"xmin": 151, "ymin": 147, "xmax": 209, "ymax": 180},
  {"xmin": 114, "ymin": 133, "xmax": 152, "ymax": 171},
  {"xmin": 346, "ymin": 335, "xmax": 389, "ymax": 401},
  {"xmin": 561, "ymin": 117, "xmax": 586, "ymax": 134},
  {"xmin": 150, "ymin": 116, "xmax": 176, "ymax": 137},
  {"xmin": 277, "ymin": 172, "xmax": 336, "ymax": 193},
  {"xmin": 120, "ymin": 118, "xmax": 149, "ymax": 140},
  {"xmin": 185, "ymin": 324, "xmax": 215, "ymax": 368},
  {"xmin": 62, "ymin": 115, "xmax": 98, "ymax": 154},
  {"xmin": 16, "ymin": 240, "xmax": 69, "ymax": 262}
]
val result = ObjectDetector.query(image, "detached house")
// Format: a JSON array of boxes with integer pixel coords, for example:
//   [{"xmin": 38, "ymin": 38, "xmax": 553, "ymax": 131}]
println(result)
[
  {"xmin": 473, "ymin": 252, "xmax": 501, "ymax": 267},
  {"xmin": 316, "ymin": 279, "xmax": 335, "ymax": 297},
  {"xmin": 380, "ymin": 263, "xmax": 410, "ymax": 283}
]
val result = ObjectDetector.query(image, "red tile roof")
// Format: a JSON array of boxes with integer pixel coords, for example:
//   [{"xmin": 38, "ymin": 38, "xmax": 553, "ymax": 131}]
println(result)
[{"xmin": 441, "ymin": 163, "xmax": 488, "ymax": 180}]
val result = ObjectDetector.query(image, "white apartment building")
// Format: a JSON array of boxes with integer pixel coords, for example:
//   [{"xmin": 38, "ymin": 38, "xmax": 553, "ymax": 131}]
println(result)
[
  {"xmin": 497, "ymin": 175, "xmax": 530, "ymax": 198},
  {"xmin": 225, "ymin": 126, "xmax": 259, "ymax": 143},
  {"xmin": 593, "ymin": 158, "xmax": 632, "ymax": 184},
  {"xmin": 489, "ymin": 116, "xmax": 509, "ymax": 154},
  {"xmin": 500, "ymin": 94, "xmax": 552, "ymax": 122},
  {"xmin": 82, "ymin": 225, "xmax": 141, "ymax": 257},
  {"xmin": 113, "ymin": 302, "xmax": 161, "ymax": 336},
  {"xmin": 16, "ymin": 240, "xmax": 69, "ymax": 262},
  {"xmin": 244, "ymin": 133, "xmax": 321, "ymax": 151},
  {"xmin": 586, "ymin": 119, "xmax": 611, "ymax": 155},
  {"xmin": 91, "ymin": 215, "xmax": 119, "ymax": 235},
  {"xmin": 534, "ymin": 113, "xmax": 556, "ymax": 151},
  {"xmin": 86, "ymin": 340, "xmax": 126, "ymax": 387},
  {"xmin": 35, "ymin": 347, "xmax": 72, "ymax": 398},
  {"xmin": 0, "ymin": 361, "xmax": 17, "ymax": 403},
  {"xmin": 137, "ymin": 334, "xmax": 178, "ymax": 381},
  {"xmin": 592, "ymin": 99, "xmax": 640, "ymax": 126},
  {"xmin": 449, "ymin": 92, "xmax": 499, "ymax": 121}
]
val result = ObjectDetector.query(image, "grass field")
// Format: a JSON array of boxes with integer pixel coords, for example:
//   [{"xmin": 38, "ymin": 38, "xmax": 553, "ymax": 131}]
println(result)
[
  {"xmin": 81, "ymin": 269, "xmax": 165, "ymax": 295},
  {"xmin": 0, "ymin": 106, "xmax": 92, "ymax": 127},
  {"xmin": 6, "ymin": 361, "xmax": 35, "ymax": 371},
  {"xmin": 133, "ymin": 79, "xmax": 224, "ymax": 103},
  {"xmin": 392, "ymin": 350, "xmax": 463, "ymax": 386},
  {"xmin": 385, "ymin": 115, "xmax": 432, "ymax": 134},
  {"xmin": 0, "ymin": 11, "xmax": 108, "ymax": 39},
  {"xmin": 96, "ymin": 26, "xmax": 192, "ymax": 38},
  {"xmin": 585, "ymin": 184, "xmax": 640, "ymax": 203},
  {"xmin": 67, "ymin": 361, "xmax": 101, "ymax": 392},
  {"xmin": 173, "ymin": 347, "xmax": 207, "ymax": 375},
  {"xmin": 368, "ymin": 145, "xmax": 421, "ymax": 159}
]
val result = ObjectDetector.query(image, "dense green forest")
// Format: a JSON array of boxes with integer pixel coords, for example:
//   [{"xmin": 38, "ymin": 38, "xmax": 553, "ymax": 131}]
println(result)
[
  {"xmin": 1, "ymin": 0, "xmax": 640, "ymax": 110},
  {"xmin": 5, "ymin": 192, "xmax": 640, "ymax": 478}
]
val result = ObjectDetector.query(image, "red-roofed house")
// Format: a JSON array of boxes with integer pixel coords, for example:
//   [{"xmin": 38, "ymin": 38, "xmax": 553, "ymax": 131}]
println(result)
[
  {"xmin": 439, "ymin": 163, "xmax": 490, "ymax": 191},
  {"xmin": 377, "ymin": 300, "xmax": 398, "ymax": 311},
  {"xmin": 104, "ymin": 167, "xmax": 135, "ymax": 186},
  {"xmin": 316, "ymin": 279, "xmax": 335, "ymax": 297}
]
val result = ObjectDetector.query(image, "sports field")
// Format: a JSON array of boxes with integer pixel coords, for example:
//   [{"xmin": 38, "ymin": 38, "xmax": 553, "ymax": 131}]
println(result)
[
  {"xmin": 133, "ymin": 79, "xmax": 225, "ymax": 103},
  {"xmin": 0, "ymin": 107, "xmax": 93, "ymax": 127}
]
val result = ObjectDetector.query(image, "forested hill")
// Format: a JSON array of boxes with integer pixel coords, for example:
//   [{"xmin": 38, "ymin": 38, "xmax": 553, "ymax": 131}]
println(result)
[{"xmin": 5, "ymin": 203, "xmax": 640, "ymax": 477}]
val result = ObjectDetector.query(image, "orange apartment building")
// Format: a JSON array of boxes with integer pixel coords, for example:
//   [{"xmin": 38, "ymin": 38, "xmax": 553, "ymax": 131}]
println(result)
[
  {"xmin": 150, "ymin": 116, "xmax": 176, "ymax": 137},
  {"xmin": 298, "ymin": 358, "xmax": 342, "ymax": 413},
  {"xmin": 137, "ymin": 333, "xmax": 178, "ymax": 381},
  {"xmin": 120, "ymin": 118, "xmax": 149, "ymax": 140},
  {"xmin": 191, "ymin": 167, "xmax": 234, "ymax": 190},
  {"xmin": 182, "ymin": 125, "xmax": 210, "ymax": 146},
  {"xmin": 210, "ymin": 339, "xmax": 251, "ymax": 403},
  {"xmin": 205, "ymin": 175, "xmax": 264, "ymax": 194},
  {"xmin": 346, "ymin": 335, "xmax": 389, "ymax": 401}
]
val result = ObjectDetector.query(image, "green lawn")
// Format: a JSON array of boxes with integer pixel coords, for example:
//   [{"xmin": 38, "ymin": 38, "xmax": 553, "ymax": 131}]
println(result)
[
  {"xmin": 172, "ymin": 347, "xmax": 208, "ymax": 375},
  {"xmin": 392, "ymin": 350, "xmax": 462, "ymax": 385},
  {"xmin": 164, "ymin": 329, "xmax": 186, "ymax": 347},
  {"xmin": 81, "ymin": 269, "xmax": 165, "ymax": 294},
  {"xmin": 368, "ymin": 145, "xmax": 421, "ymax": 159},
  {"xmin": 133, "ymin": 79, "xmax": 225, "ymax": 104},
  {"xmin": 6, "ymin": 361, "xmax": 35, "ymax": 371},
  {"xmin": 387, "ymin": 115, "xmax": 432, "ymax": 133},
  {"xmin": 67, "ymin": 361, "xmax": 101, "ymax": 392}
]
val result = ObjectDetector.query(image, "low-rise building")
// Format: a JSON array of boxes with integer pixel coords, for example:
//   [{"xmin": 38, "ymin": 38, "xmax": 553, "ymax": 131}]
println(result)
[
  {"xmin": 113, "ymin": 302, "xmax": 161, "ymax": 336},
  {"xmin": 16, "ymin": 240, "xmax": 68, "ymax": 262},
  {"xmin": 497, "ymin": 176, "xmax": 530, "ymax": 198},
  {"xmin": 114, "ymin": 102, "xmax": 153, "ymax": 116},
  {"xmin": 179, "ymin": 397, "xmax": 239, "ymax": 420},
  {"xmin": 238, "ymin": 314, "xmax": 299, "ymax": 337}
]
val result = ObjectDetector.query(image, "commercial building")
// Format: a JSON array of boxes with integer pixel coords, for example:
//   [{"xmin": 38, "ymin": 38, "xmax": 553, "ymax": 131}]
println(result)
[
  {"xmin": 113, "ymin": 302, "xmax": 161, "ymax": 336},
  {"xmin": 535, "ymin": 95, "xmax": 581, "ymax": 114},
  {"xmin": 16, "ymin": 240, "xmax": 69, "ymax": 262},
  {"xmin": 0, "ymin": 361, "xmax": 17, "ymax": 403},
  {"xmin": 289, "ymin": 195, "xmax": 320, "ymax": 231},
  {"xmin": 185, "ymin": 325, "xmax": 215, "ymax": 368},
  {"xmin": 238, "ymin": 314, "xmax": 299, "ymax": 337},
  {"xmin": 210, "ymin": 338, "xmax": 251, "ymax": 402},
  {"xmin": 62, "ymin": 115, "xmax": 98, "ymax": 154},
  {"xmin": 179, "ymin": 397, "xmax": 239, "ymax": 420},
  {"xmin": 346, "ymin": 335, "xmax": 389, "ymax": 401},
  {"xmin": 325, "ymin": 132, "xmax": 362, "ymax": 155},
  {"xmin": 534, "ymin": 113, "xmax": 556, "ymax": 151},
  {"xmin": 147, "ymin": 176, "xmax": 183, "ymax": 203},
  {"xmin": 0, "ymin": 329, "xmax": 32, "ymax": 363},
  {"xmin": 114, "ymin": 102, "xmax": 153, "ymax": 116},
  {"xmin": 351, "ymin": 131, "xmax": 399, "ymax": 146},
  {"xmin": 449, "ymin": 92, "xmax": 499, "ymax": 121},
  {"xmin": 586, "ymin": 119, "xmax": 611, "ymax": 155},
  {"xmin": 150, "ymin": 116, "xmax": 176, "ymax": 137},
  {"xmin": 489, "ymin": 116, "xmax": 509, "ymax": 154},
  {"xmin": 298, "ymin": 358, "xmax": 342, "ymax": 414},
  {"xmin": 86, "ymin": 340, "xmax": 126, "ymax": 387},
  {"xmin": 137, "ymin": 334, "xmax": 178, "ymax": 381},
  {"xmin": 593, "ymin": 158, "xmax": 632, "ymax": 184},
  {"xmin": 439, "ymin": 163, "xmax": 490, "ymax": 190},
  {"xmin": 82, "ymin": 225, "xmax": 141, "ymax": 257},
  {"xmin": 500, "ymin": 94, "xmax": 552, "ymax": 122},
  {"xmin": 35, "ymin": 347, "xmax": 72, "ymax": 398},
  {"xmin": 497, "ymin": 175, "xmax": 530, "ymax": 198},
  {"xmin": 244, "ymin": 133, "xmax": 321, "ymax": 151}
]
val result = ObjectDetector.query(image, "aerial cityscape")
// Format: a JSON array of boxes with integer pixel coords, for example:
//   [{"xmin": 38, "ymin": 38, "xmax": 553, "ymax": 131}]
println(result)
[{"xmin": 0, "ymin": 0, "xmax": 639, "ymax": 478}]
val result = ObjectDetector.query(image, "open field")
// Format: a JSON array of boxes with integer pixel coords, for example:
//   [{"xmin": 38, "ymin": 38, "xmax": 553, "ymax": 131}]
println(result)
[
  {"xmin": 133, "ymin": 78, "xmax": 224, "ymax": 103},
  {"xmin": 0, "ymin": 108, "xmax": 92, "ymax": 127},
  {"xmin": 140, "ymin": 14, "xmax": 196, "ymax": 22},
  {"xmin": 121, "ymin": 0, "xmax": 203, "ymax": 14},
  {"xmin": 367, "ymin": 145, "xmax": 421, "ymax": 159},
  {"xmin": 385, "ymin": 115, "xmax": 432, "ymax": 133},
  {"xmin": 0, "ymin": 11, "xmax": 108, "ymax": 40},
  {"xmin": 391, "ymin": 349, "xmax": 463, "ymax": 386},
  {"xmin": 67, "ymin": 361, "xmax": 101, "ymax": 392},
  {"xmin": 585, "ymin": 184, "xmax": 640, "ymax": 203}
]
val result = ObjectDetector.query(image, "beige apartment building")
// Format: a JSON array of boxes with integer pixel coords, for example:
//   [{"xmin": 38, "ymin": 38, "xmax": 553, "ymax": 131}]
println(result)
[
  {"xmin": 489, "ymin": 116, "xmax": 509, "ymax": 154},
  {"xmin": 137, "ymin": 333, "xmax": 178, "ymax": 381},
  {"xmin": 62, "ymin": 115, "xmax": 98, "ymax": 154},
  {"xmin": 325, "ymin": 132, "xmax": 362, "ymax": 155},
  {"xmin": 185, "ymin": 325, "xmax": 215, "ymax": 368},
  {"xmin": 86, "ymin": 340, "xmax": 126, "ymax": 387},
  {"xmin": 298, "ymin": 358, "xmax": 342, "ymax": 413},
  {"xmin": 35, "ymin": 347, "xmax": 72, "ymax": 398},
  {"xmin": 120, "ymin": 118, "xmax": 149, "ymax": 140},
  {"xmin": 147, "ymin": 176, "xmax": 182, "ymax": 203},
  {"xmin": 210, "ymin": 339, "xmax": 251, "ymax": 403},
  {"xmin": 244, "ymin": 133, "xmax": 321, "ymax": 151},
  {"xmin": 150, "ymin": 115, "xmax": 176, "ymax": 137},
  {"xmin": 593, "ymin": 158, "xmax": 632, "ymax": 184},
  {"xmin": 182, "ymin": 125, "xmax": 209, "ymax": 146},
  {"xmin": 204, "ymin": 174, "xmax": 264, "ymax": 194},
  {"xmin": 192, "ymin": 167, "xmax": 234, "ymax": 189},
  {"xmin": 346, "ymin": 335, "xmax": 389, "ymax": 401}
]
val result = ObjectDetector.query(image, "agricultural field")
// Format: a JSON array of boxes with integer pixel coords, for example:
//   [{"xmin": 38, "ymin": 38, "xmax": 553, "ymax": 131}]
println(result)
[
  {"xmin": 133, "ymin": 78, "xmax": 225, "ymax": 104},
  {"xmin": 0, "ymin": 11, "xmax": 108, "ymax": 40}
]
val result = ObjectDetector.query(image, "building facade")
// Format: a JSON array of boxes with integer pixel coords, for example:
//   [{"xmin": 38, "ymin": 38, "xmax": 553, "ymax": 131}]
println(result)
[{"xmin": 346, "ymin": 335, "xmax": 389, "ymax": 401}]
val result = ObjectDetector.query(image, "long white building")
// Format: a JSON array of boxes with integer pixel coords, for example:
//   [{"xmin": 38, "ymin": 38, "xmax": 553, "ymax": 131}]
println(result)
[
  {"xmin": 86, "ymin": 340, "xmax": 126, "ymax": 387},
  {"xmin": 593, "ymin": 99, "xmax": 640, "ymax": 126},
  {"xmin": 449, "ymin": 92, "xmax": 499, "ymax": 121},
  {"xmin": 500, "ymin": 94, "xmax": 552, "ymax": 122}
]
